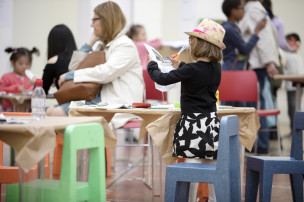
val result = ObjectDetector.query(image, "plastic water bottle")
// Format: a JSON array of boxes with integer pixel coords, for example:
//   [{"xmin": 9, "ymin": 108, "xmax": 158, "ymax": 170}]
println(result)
[{"xmin": 31, "ymin": 79, "xmax": 46, "ymax": 119}]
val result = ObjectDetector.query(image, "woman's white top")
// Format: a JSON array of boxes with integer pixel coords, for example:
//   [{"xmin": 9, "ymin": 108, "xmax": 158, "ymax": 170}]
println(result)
[
  {"xmin": 71, "ymin": 31, "xmax": 144, "ymax": 129},
  {"xmin": 238, "ymin": 1, "xmax": 280, "ymax": 69}
]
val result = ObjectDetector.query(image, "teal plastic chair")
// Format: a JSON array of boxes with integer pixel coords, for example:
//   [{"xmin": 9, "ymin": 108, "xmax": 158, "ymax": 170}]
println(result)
[{"xmin": 6, "ymin": 123, "xmax": 106, "ymax": 202}]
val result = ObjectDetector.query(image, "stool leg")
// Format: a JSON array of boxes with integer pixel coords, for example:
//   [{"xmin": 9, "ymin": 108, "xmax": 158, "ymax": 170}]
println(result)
[
  {"xmin": 165, "ymin": 170, "xmax": 190, "ymax": 202},
  {"xmin": 176, "ymin": 181, "xmax": 190, "ymax": 202},
  {"xmin": 290, "ymin": 174, "xmax": 303, "ymax": 202},
  {"xmin": 276, "ymin": 123, "xmax": 282, "ymax": 156},
  {"xmin": 214, "ymin": 180, "xmax": 229, "ymax": 202},
  {"xmin": 259, "ymin": 171, "xmax": 273, "ymax": 202},
  {"xmin": 165, "ymin": 171, "xmax": 178, "ymax": 202},
  {"xmin": 245, "ymin": 169, "xmax": 259, "ymax": 202}
]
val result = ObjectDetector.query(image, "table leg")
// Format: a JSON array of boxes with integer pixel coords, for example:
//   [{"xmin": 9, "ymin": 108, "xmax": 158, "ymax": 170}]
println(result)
[
  {"xmin": 10, "ymin": 148, "xmax": 15, "ymax": 166},
  {"xmin": 38, "ymin": 158, "xmax": 45, "ymax": 179},
  {"xmin": 295, "ymin": 83, "xmax": 302, "ymax": 111},
  {"xmin": 161, "ymin": 157, "xmax": 166, "ymax": 201},
  {"xmin": 240, "ymin": 145, "xmax": 245, "ymax": 200},
  {"xmin": 152, "ymin": 143, "xmax": 161, "ymax": 196},
  {"xmin": 77, "ymin": 149, "xmax": 89, "ymax": 181},
  {"xmin": 18, "ymin": 166, "xmax": 22, "ymax": 202}
]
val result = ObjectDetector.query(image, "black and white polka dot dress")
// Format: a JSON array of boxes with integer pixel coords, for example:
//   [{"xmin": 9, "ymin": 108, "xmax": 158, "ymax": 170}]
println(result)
[{"xmin": 172, "ymin": 112, "xmax": 220, "ymax": 160}]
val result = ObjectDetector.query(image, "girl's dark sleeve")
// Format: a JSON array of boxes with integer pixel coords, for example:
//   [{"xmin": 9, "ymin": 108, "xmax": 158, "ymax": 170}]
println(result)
[
  {"xmin": 42, "ymin": 64, "xmax": 56, "ymax": 94},
  {"xmin": 147, "ymin": 61, "xmax": 193, "ymax": 85}
]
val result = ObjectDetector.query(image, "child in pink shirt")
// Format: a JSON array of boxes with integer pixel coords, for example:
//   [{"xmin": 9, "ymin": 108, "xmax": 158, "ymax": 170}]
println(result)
[
  {"xmin": 0, "ymin": 47, "xmax": 39, "ymax": 111},
  {"xmin": 127, "ymin": 24, "xmax": 161, "ymax": 69}
]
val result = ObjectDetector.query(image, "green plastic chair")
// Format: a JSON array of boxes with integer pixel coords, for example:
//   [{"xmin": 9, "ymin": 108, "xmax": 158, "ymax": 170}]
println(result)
[{"xmin": 6, "ymin": 123, "xmax": 106, "ymax": 202}]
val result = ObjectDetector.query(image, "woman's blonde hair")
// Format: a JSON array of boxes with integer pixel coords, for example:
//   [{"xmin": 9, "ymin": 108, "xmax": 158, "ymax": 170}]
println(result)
[
  {"xmin": 94, "ymin": 1, "xmax": 126, "ymax": 45},
  {"xmin": 189, "ymin": 36, "xmax": 222, "ymax": 62}
]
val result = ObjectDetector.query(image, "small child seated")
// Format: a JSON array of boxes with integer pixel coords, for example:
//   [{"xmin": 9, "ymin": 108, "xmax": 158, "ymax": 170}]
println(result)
[{"xmin": 0, "ymin": 47, "xmax": 39, "ymax": 111}]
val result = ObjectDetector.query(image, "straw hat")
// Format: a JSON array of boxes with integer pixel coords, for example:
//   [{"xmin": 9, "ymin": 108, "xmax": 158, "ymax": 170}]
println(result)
[{"xmin": 185, "ymin": 18, "xmax": 226, "ymax": 50}]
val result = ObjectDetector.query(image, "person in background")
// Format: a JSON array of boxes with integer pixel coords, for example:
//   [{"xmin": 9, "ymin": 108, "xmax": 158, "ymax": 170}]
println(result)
[
  {"xmin": 238, "ymin": 0, "xmax": 280, "ymax": 154},
  {"xmin": 126, "ymin": 24, "xmax": 161, "ymax": 70},
  {"xmin": 221, "ymin": 0, "xmax": 266, "ymax": 108},
  {"xmin": 42, "ymin": 24, "xmax": 77, "ymax": 95},
  {"xmin": 0, "ymin": 47, "xmax": 39, "ymax": 112},
  {"xmin": 261, "ymin": 0, "xmax": 291, "ymax": 103},
  {"xmin": 47, "ymin": 1, "xmax": 144, "ymax": 130},
  {"xmin": 284, "ymin": 33, "xmax": 303, "ymax": 133},
  {"xmin": 148, "ymin": 18, "xmax": 225, "ymax": 202},
  {"xmin": 221, "ymin": 0, "xmax": 266, "ymax": 71}
]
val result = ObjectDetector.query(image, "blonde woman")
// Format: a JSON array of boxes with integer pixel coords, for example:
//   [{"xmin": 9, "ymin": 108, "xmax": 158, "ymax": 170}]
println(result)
[{"xmin": 48, "ymin": 1, "xmax": 144, "ymax": 129}]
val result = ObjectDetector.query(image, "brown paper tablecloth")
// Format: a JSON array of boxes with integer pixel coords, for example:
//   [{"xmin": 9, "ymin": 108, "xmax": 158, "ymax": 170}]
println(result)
[
  {"xmin": 0, "ymin": 116, "xmax": 115, "ymax": 172},
  {"xmin": 69, "ymin": 106, "xmax": 260, "ymax": 165},
  {"xmin": 0, "ymin": 94, "xmax": 31, "ymax": 104}
]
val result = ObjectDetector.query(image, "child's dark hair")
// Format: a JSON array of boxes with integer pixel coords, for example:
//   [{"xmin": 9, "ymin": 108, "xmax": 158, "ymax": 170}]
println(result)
[
  {"xmin": 222, "ymin": 0, "xmax": 242, "ymax": 18},
  {"xmin": 261, "ymin": 0, "xmax": 274, "ymax": 19},
  {"xmin": 5, "ymin": 47, "xmax": 40, "ymax": 64},
  {"xmin": 47, "ymin": 24, "xmax": 77, "ymax": 60},
  {"xmin": 189, "ymin": 36, "xmax": 222, "ymax": 62},
  {"xmin": 126, "ymin": 24, "xmax": 143, "ymax": 40},
  {"xmin": 286, "ymin": 33, "xmax": 301, "ymax": 43}
]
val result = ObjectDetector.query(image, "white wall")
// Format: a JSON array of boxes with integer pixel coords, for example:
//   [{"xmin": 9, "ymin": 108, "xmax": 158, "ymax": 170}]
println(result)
[
  {"xmin": 273, "ymin": 0, "xmax": 304, "ymax": 61},
  {"xmin": 132, "ymin": 0, "xmax": 163, "ymax": 40},
  {"xmin": 6, "ymin": 0, "xmax": 79, "ymax": 79},
  {"xmin": 0, "ymin": 0, "xmax": 13, "ymax": 77}
]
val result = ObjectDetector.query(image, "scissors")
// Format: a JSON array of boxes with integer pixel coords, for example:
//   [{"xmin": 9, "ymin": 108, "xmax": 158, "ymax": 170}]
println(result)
[{"xmin": 170, "ymin": 44, "xmax": 188, "ymax": 63}]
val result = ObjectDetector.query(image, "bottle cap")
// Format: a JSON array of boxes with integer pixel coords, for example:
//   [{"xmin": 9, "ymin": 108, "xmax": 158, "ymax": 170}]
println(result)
[{"xmin": 35, "ymin": 79, "xmax": 43, "ymax": 87}]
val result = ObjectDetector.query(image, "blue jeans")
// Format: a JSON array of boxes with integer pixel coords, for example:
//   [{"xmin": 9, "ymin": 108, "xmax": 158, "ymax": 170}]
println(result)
[
  {"xmin": 254, "ymin": 68, "xmax": 276, "ymax": 150},
  {"xmin": 60, "ymin": 92, "xmax": 101, "ymax": 115}
]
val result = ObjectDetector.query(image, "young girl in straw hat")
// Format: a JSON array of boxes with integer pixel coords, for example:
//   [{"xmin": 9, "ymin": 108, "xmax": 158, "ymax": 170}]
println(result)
[{"xmin": 147, "ymin": 18, "xmax": 225, "ymax": 202}]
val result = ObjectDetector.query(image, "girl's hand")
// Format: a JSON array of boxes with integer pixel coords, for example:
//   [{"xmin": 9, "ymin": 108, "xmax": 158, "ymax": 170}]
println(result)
[
  {"xmin": 148, "ymin": 55, "xmax": 152, "ymax": 63},
  {"xmin": 169, "ymin": 54, "xmax": 181, "ymax": 68},
  {"xmin": 18, "ymin": 86, "xmax": 25, "ymax": 93},
  {"xmin": 170, "ymin": 53, "xmax": 180, "ymax": 63},
  {"xmin": 29, "ymin": 77, "xmax": 36, "ymax": 86},
  {"xmin": 254, "ymin": 18, "xmax": 267, "ymax": 35},
  {"xmin": 58, "ymin": 73, "xmax": 67, "ymax": 87},
  {"xmin": 266, "ymin": 62, "xmax": 278, "ymax": 78}
]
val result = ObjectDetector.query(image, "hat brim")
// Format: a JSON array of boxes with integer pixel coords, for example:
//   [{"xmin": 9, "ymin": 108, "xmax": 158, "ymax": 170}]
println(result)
[{"xmin": 185, "ymin": 32, "xmax": 226, "ymax": 50}]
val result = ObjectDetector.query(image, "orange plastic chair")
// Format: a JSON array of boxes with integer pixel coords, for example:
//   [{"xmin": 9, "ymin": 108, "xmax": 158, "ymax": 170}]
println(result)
[
  {"xmin": 52, "ymin": 135, "xmax": 64, "ymax": 180},
  {"xmin": 0, "ymin": 112, "xmax": 50, "ymax": 202}
]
